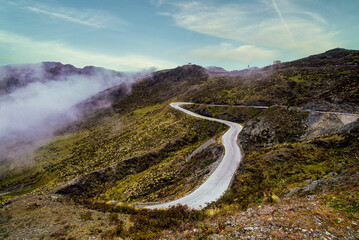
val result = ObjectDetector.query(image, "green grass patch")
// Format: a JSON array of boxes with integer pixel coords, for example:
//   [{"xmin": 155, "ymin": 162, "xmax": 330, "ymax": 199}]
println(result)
[
  {"xmin": 266, "ymin": 105, "xmax": 281, "ymax": 111},
  {"xmin": 322, "ymin": 188, "xmax": 359, "ymax": 218},
  {"xmin": 201, "ymin": 157, "xmax": 218, "ymax": 169}
]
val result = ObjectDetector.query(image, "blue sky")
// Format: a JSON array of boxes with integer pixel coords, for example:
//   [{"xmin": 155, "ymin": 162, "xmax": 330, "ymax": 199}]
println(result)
[{"xmin": 0, "ymin": 0, "xmax": 358, "ymax": 71}]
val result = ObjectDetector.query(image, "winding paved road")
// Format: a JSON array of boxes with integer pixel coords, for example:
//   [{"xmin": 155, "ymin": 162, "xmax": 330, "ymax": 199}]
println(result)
[
  {"xmin": 145, "ymin": 102, "xmax": 243, "ymax": 210},
  {"xmin": 144, "ymin": 103, "xmax": 359, "ymax": 210}
]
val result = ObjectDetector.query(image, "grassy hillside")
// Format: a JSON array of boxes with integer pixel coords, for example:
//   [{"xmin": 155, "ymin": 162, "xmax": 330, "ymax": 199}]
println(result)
[
  {"xmin": 0, "ymin": 102, "xmax": 226, "ymax": 201},
  {"xmin": 0, "ymin": 63, "xmax": 228, "ymax": 202},
  {"xmin": 113, "ymin": 64, "xmax": 207, "ymax": 113},
  {"xmin": 1, "ymin": 49, "xmax": 359, "ymax": 239},
  {"xmin": 218, "ymin": 127, "xmax": 359, "ymax": 210},
  {"xmin": 182, "ymin": 49, "xmax": 359, "ymax": 113},
  {"xmin": 184, "ymin": 104, "xmax": 309, "ymax": 151}
]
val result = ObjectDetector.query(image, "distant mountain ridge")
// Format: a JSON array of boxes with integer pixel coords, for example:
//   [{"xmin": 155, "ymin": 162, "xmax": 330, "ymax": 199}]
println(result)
[
  {"xmin": 2, "ymin": 48, "xmax": 358, "ymax": 113},
  {"xmin": 206, "ymin": 66, "xmax": 227, "ymax": 72},
  {"xmin": 0, "ymin": 62, "xmax": 125, "ymax": 95}
]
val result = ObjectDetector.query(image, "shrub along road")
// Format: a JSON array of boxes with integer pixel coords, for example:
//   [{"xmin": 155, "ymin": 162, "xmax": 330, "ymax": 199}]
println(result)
[{"xmin": 146, "ymin": 102, "xmax": 243, "ymax": 210}]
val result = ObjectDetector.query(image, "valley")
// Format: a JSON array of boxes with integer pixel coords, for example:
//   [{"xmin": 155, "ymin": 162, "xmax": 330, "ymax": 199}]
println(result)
[
  {"xmin": 0, "ymin": 48, "xmax": 359, "ymax": 239},
  {"xmin": 146, "ymin": 102, "xmax": 242, "ymax": 210}
]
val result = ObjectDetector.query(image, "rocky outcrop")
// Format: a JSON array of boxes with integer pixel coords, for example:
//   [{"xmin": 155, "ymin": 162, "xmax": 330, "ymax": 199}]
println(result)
[
  {"xmin": 187, "ymin": 139, "xmax": 217, "ymax": 161},
  {"xmin": 285, "ymin": 172, "xmax": 359, "ymax": 197},
  {"xmin": 301, "ymin": 98, "xmax": 359, "ymax": 113},
  {"xmin": 239, "ymin": 107, "xmax": 308, "ymax": 152},
  {"xmin": 302, "ymin": 112, "xmax": 359, "ymax": 139}
]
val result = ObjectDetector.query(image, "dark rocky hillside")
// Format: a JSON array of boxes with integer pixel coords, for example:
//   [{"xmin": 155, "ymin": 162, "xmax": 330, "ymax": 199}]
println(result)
[
  {"xmin": 281, "ymin": 48, "xmax": 359, "ymax": 68},
  {"xmin": 112, "ymin": 64, "xmax": 207, "ymax": 112},
  {"xmin": 182, "ymin": 48, "xmax": 359, "ymax": 113}
]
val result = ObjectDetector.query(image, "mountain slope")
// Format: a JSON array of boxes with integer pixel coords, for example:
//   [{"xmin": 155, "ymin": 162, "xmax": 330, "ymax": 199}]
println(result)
[
  {"xmin": 0, "ymin": 62, "xmax": 148, "ymax": 170},
  {"xmin": 183, "ymin": 48, "xmax": 359, "ymax": 112},
  {"xmin": 0, "ymin": 64, "xmax": 226, "ymax": 203},
  {"xmin": 1, "ymin": 49, "xmax": 359, "ymax": 239}
]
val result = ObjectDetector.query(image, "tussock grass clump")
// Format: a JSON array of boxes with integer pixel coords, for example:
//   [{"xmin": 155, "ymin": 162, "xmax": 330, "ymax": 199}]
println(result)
[{"xmin": 81, "ymin": 199, "xmax": 206, "ymax": 239}]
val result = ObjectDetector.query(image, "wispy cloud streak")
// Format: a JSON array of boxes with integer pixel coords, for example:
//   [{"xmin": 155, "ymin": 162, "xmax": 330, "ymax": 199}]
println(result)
[
  {"xmin": 24, "ymin": 4, "xmax": 124, "ymax": 30},
  {"xmin": 271, "ymin": 0, "xmax": 296, "ymax": 46},
  {"xmin": 164, "ymin": 1, "xmax": 337, "ymax": 53},
  {"xmin": 27, "ymin": 7, "xmax": 105, "ymax": 28}
]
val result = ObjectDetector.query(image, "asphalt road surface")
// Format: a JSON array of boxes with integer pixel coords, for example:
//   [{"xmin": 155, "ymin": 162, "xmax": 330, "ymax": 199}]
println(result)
[{"xmin": 145, "ymin": 102, "xmax": 243, "ymax": 210}]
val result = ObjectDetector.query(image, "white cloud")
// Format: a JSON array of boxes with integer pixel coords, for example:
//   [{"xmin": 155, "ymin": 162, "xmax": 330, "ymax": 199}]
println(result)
[
  {"xmin": 295, "ymin": 32, "xmax": 339, "ymax": 55},
  {"xmin": 0, "ymin": 61, "xmax": 150, "ymax": 161},
  {"xmin": 0, "ymin": 30, "xmax": 176, "ymax": 71},
  {"xmin": 0, "ymin": 0, "xmax": 124, "ymax": 30},
  {"xmin": 192, "ymin": 43, "xmax": 277, "ymax": 63},
  {"xmin": 167, "ymin": 1, "xmax": 338, "ymax": 53},
  {"xmin": 26, "ymin": 5, "xmax": 123, "ymax": 29}
]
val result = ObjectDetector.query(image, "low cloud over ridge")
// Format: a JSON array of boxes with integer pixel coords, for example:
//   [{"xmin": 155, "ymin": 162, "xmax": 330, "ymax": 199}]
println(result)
[{"xmin": 0, "ymin": 63, "xmax": 150, "ymax": 162}]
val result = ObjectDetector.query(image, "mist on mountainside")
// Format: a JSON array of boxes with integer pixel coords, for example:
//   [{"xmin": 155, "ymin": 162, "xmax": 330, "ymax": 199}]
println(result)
[{"xmin": 0, "ymin": 63, "xmax": 152, "ymax": 165}]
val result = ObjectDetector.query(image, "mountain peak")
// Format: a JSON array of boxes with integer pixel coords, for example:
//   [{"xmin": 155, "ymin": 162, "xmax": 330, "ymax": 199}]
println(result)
[{"xmin": 206, "ymin": 66, "xmax": 228, "ymax": 73}]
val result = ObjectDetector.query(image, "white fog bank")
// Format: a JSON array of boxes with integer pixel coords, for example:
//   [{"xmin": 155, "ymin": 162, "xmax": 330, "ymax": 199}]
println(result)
[{"xmin": 0, "ymin": 63, "xmax": 152, "ymax": 162}]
